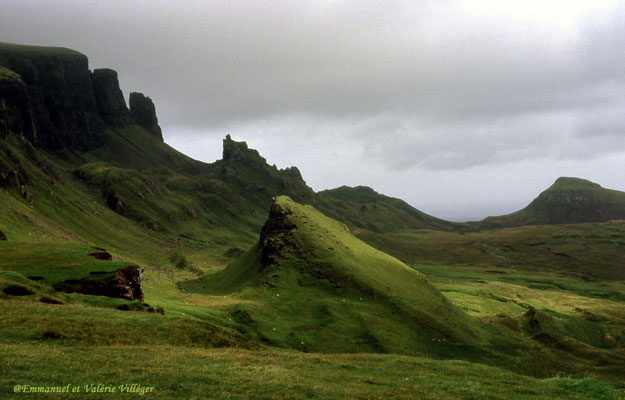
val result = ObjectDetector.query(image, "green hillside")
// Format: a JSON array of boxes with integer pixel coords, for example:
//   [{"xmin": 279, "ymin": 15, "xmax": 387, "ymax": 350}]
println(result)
[
  {"xmin": 185, "ymin": 196, "xmax": 488, "ymax": 356},
  {"xmin": 317, "ymin": 185, "xmax": 461, "ymax": 232},
  {"xmin": 481, "ymin": 177, "xmax": 625, "ymax": 228}
]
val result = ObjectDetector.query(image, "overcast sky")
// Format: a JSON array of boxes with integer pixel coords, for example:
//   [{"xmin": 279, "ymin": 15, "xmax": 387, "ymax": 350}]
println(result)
[{"xmin": 2, "ymin": 0, "xmax": 624, "ymax": 220}]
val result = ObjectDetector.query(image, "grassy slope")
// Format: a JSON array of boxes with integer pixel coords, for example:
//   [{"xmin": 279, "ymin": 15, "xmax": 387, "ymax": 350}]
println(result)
[
  {"xmin": 356, "ymin": 221, "xmax": 625, "ymax": 281},
  {"xmin": 0, "ymin": 242, "xmax": 132, "ymax": 285},
  {"xmin": 0, "ymin": 42, "xmax": 82, "ymax": 57},
  {"xmin": 186, "ymin": 196, "xmax": 525, "ymax": 362},
  {"xmin": 480, "ymin": 177, "xmax": 625, "ymax": 228},
  {"xmin": 2, "ymin": 344, "xmax": 622, "ymax": 400},
  {"xmin": 316, "ymin": 185, "xmax": 460, "ymax": 232}
]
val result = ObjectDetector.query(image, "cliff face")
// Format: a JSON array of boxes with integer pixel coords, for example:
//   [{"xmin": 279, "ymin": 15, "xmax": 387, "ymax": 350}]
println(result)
[
  {"xmin": 0, "ymin": 42, "xmax": 162, "ymax": 149},
  {"xmin": 129, "ymin": 92, "xmax": 163, "ymax": 141},
  {"xmin": 0, "ymin": 43, "xmax": 105, "ymax": 149},
  {"xmin": 92, "ymin": 68, "xmax": 133, "ymax": 127},
  {"xmin": 0, "ymin": 67, "xmax": 32, "ymax": 140}
]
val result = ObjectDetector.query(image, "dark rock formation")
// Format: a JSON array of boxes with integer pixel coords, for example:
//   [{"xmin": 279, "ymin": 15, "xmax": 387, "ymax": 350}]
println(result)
[
  {"xmin": 259, "ymin": 199, "xmax": 297, "ymax": 266},
  {"xmin": 282, "ymin": 166, "xmax": 303, "ymax": 181},
  {"xmin": 0, "ymin": 43, "xmax": 165, "ymax": 150},
  {"xmin": 39, "ymin": 296, "xmax": 62, "ymax": 304},
  {"xmin": 2, "ymin": 285, "xmax": 35, "ymax": 296},
  {"xmin": 92, "ymin": 68, "xmax": 132, "ymax": 127},
  {"xmin": 222, "ymin": 134, "xmax": 265, "ymax": 163},
  {"xmin": 0, "ymin": 43, "xmax": 105, "ymax": 149},
  {"xmin": 53, "ymin": 265, "xmax": 144, "ymax": 301},
  {"xmin": 0, "ymin": 67, "xmax": 33, "ymax": 140},
  {"xmin": 129, "ymin": 92, "xmax": 162, "ymax": 141},
  {"xmin": 88, "ymin": 250, "xmax": 113, "ymax": 260}
]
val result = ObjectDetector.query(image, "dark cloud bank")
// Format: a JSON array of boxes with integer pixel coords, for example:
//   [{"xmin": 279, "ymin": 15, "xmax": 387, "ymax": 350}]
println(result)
[{"xmin": 1, "ymin": 0, "xmax": 624, "ymax": 220}]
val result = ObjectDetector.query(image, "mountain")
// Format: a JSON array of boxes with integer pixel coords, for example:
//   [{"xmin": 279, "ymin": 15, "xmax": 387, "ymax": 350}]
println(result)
[
  {"xmin": 480, "ymin": 177, "xmax": 625, "ymax": 228},
  {"xmin": 317, "ymin": 185, "xmax": 460, "ymax": 232},
  {"xmin": 184, "ymin": 195, "xmax": 489, "ymax": 355},
  {"xmin": 0, "ymin": 42, "xmax": 462, "ymax": 262}
]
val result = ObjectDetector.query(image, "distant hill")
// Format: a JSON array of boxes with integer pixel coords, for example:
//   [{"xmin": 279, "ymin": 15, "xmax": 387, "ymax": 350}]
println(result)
[
  {"xmin": 480, "ymin": 177, "xmax": 625, "ymax": 228},
  {"xmin": 316, "ymin": 185, "xmax": 460, "ymax": 232}
]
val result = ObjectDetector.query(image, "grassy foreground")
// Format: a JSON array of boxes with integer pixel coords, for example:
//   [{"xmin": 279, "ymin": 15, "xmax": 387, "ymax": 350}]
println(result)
[{"xmin": 2, "ymin": 344, "xmax": 623, "ymax": 400}]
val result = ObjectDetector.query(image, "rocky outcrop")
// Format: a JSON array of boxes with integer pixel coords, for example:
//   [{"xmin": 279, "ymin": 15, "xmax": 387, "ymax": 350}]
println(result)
[
  {"xmin": 259, "ymin": 199, "xmax": 297, "ymax": 266},
  {"xmin": 129, "ymin": 92, "xmax": 162, "ymax": 141},
  {"xmin": 222, "ymin": 134, "xmax": 265, "ymax": 163},
  {"xmin": 53, "ymin": 265, "xmax": 144, "ymax": 301},
  {"xmin": 282, "ymin": 166, "xmax": 303, "ymax": 181},
  {"xmin": 92, "ymin": 68, "xmax": 132, "ymax": 127}
]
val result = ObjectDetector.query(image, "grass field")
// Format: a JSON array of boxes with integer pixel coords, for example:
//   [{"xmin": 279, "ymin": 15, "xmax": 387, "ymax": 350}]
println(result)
[{"xmin": 2, "ymin": 344, "xmax": 623, "ymax": 400}]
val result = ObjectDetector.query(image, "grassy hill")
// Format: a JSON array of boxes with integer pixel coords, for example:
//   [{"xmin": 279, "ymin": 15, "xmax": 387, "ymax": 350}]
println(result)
[
  {"xmin": 317, "ymin": 185, "xmax": 461, "ymax": 232},
  {"xmin": 183, "ymin": 196, "xmax": 490, "ymax": 356},
  {"xmin": 480, "ymin": 177, "xmax": 625, "ymax": 228}
]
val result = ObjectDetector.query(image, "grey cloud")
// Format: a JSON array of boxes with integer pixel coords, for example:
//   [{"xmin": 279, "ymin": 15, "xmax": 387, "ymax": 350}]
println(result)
[
  {"xmin": 2, "ymin": 0, "xmax": 625, "ymax": 219},
  {"xmin": 2, "ymin": 1, "xmax": 623, "ymax": 131}
]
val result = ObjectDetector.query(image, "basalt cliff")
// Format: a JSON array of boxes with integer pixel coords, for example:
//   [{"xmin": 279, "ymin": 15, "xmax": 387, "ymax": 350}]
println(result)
[{"xmin": 0, "ymin": 42, "xmax": 161, "ymax": 149}]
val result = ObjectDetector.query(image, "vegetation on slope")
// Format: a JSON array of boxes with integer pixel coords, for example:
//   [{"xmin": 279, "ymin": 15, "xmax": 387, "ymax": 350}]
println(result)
[
  {"xmin": 184, "ymin": 196, "xmax": 516, "ymax": 359},
  {"xmin": 481, "ymin": 177, "xmax": 625, "ymax": 228},
  {"xmin": 317, "ymin": 185, "xmax": 461, "ymax": 232}
]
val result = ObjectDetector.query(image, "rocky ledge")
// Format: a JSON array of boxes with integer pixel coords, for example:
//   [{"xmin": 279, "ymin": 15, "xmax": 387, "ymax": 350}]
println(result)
[{"xmin": 53, "ymin": 265, "xmax": 144, "ymax": 301}]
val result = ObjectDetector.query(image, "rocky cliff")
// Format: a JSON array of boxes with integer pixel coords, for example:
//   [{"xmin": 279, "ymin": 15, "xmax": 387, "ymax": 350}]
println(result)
[
  {"xmin": 0, "ymin": 67, "xmax": 33, "ymax": 141},
  {"xmin": 92, "ymin": 68, "xmax": 133, "ymax": 127},
  {"xmin": 0, "ymin": 43, "xmax": 105, "ymax": 149},
  {"xmin": 129, "ymin": 92, "xmax": 162, "ymax": 141},
  {"xmin": 0, "ymin": 42, "xmax": 161, "ymax": 149}
]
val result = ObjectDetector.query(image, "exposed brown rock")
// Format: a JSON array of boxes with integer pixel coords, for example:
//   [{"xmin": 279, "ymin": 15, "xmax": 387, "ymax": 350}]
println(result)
[
  {"xmin": 88, "ymin": 251, "xmax": 113, "ymax": 260},
  {"xmin": 259, "ymin": 199, "xmax": 297, "ymax": 266},
  {"xmin": 53, "ymin": 266, "xmax": 144, "ymax": 301}
]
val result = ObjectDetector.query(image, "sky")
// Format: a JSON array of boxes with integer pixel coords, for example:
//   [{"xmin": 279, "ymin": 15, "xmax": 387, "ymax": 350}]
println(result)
[{"xmin": 1, "ymin": 0, "xmax": 624, "ymax": 221}]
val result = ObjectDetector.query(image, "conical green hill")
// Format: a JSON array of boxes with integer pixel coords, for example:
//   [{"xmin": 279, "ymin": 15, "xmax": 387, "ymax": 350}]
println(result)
[{"xmin": 191, "ymin": 196, "xmax": 486, "ymax": 355}]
